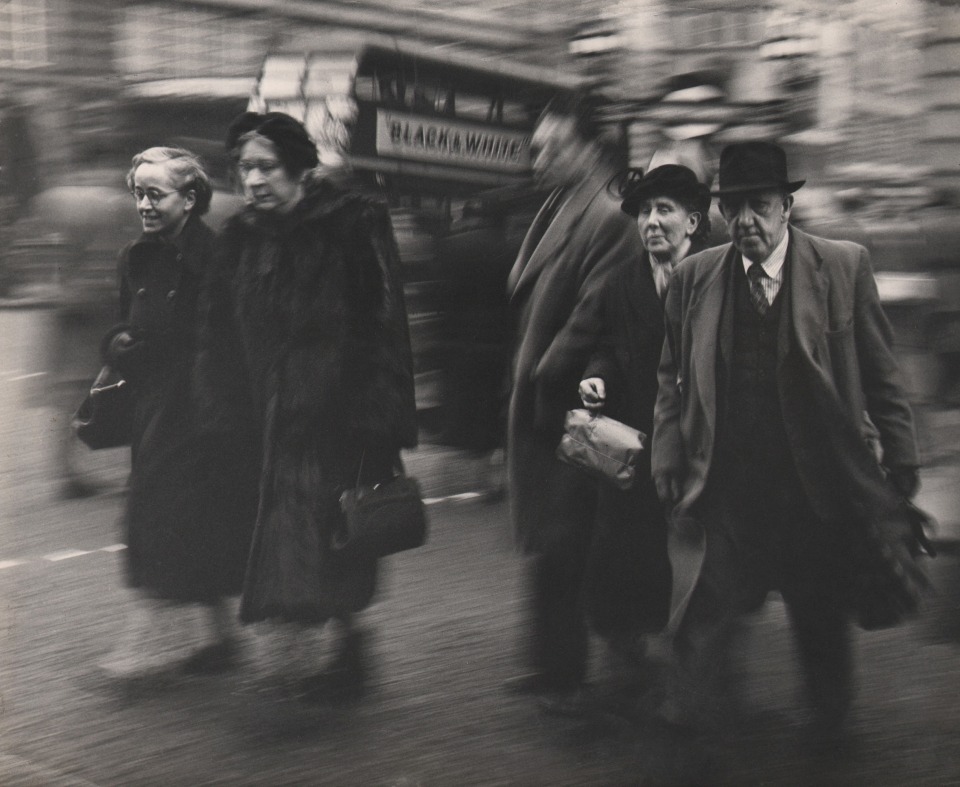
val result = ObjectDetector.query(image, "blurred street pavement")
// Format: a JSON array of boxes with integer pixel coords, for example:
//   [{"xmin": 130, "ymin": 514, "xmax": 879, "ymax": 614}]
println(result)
[{"xmin": 0, "ymin": 307, "xmax": 958, "ymax": 786}]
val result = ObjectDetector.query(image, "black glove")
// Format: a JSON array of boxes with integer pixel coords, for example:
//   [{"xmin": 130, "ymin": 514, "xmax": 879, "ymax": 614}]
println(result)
[
  {"xmin": 887, "ymin": 466, "xmax": 920, "ymax": 500},
  {"xmin": 108, "ymin": 331, "xmax": 149, "ymax": 378}
]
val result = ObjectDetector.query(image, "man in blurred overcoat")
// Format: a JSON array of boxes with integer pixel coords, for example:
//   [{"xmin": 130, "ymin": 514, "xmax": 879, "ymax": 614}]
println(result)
[
  {"xmin": 652, "ymin": 141, "xmax": 921, "ymax": 742},
  {"xmin": 506, "ymin": 92, "xmax": 647, "ymax": 712}
]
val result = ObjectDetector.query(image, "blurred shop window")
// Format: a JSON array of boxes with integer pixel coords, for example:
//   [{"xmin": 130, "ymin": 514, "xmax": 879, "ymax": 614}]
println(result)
[
  {"xmin": 0, "ymin": 0, "xmax": 49, "ymax": 68},
  {"xmin": 115, "ymin": 5, "xmax": 268, "ymax": 79},
  {"xmin": 670, "ymin": 9, "xmax": 763, "ymax": 50},
  {"xmin": 0, "ymin": 102, "xmax": 39, "ymax": 223}
]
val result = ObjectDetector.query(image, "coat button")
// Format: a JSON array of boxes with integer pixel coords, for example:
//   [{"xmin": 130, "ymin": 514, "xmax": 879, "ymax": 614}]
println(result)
[
  {"xmin": 176, "ymin": 253, "xmax": 183, "ymax": 262},
  {"xmin": 136, "ymin": 288, "xmax": 146, "ymax": 297},
  {"xmin": 166, "ymin": 290, "xmax": 177, "ymax": 300}
]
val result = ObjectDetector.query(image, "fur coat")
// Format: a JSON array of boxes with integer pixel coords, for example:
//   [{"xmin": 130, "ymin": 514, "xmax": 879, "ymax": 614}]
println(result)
[{"xmin": 200, "ymin": 171, "xmax": 417, "ymax": 624}]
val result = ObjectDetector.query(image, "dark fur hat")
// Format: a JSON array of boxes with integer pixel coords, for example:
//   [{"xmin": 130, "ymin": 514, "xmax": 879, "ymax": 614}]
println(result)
[{"xmin": 226, "ymin": 111, "xmax": 319, "ymax": 176}]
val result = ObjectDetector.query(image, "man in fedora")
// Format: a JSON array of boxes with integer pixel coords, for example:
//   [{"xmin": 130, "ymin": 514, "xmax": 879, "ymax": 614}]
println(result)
[{"xmin": 651, "ymin": 141, "xmax": 921, "ymax": 744}]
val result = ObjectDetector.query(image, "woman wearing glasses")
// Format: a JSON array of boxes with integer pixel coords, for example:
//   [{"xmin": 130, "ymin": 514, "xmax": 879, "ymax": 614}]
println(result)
[
  {"xmin": 99, "ymin": 147, "xmax": 257, "ymax": 678},
  {"xmin": 199, "ymin": 112, "xmax": 417, "ymax": 701}
]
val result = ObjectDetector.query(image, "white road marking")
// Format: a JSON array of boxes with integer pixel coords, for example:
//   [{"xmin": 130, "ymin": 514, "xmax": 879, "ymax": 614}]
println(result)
[
  {"xmin": 0, "ymin": 492, "xmax": 484, "ymax": 569},
  {"xmin": 44, "ymin": 549, "xmax": 92, "ymax": 562},
  {"xmin": 9, "ymin": 371, "xmax": 47, "ymax": 381},
  {"xmin": 425, "ymin": 492, "xmax": 483, "ymax": 505},
  {"xmin": 0, "ymin": 548, "xmax": 124, "ymax": 570}
]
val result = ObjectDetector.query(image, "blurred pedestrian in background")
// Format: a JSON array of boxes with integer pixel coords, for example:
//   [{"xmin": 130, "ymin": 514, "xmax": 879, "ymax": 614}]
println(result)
[
  {"xmin": 200, "ymin": 112, "xmax": 417, "ymax": 701},
  {"xmin": 652, "ymin": 141, "xmax": 921, "ymax": 747},
  {"xmin": 100, "ymin": 147, "xmax": 258, "ymax": 678},
  {"xmin": 575, "ymin": 164, "xmax": 713, "ymax": 698},
  {"xmin": 435, "ymin": 200, "xmax": 514, "ymax": 497},
  {"xmin": 504, "ymin": 92, "xmax": 649, "ymax": 715}
]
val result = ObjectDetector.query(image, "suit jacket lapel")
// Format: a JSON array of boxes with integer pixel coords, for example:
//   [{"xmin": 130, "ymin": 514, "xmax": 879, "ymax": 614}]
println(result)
[
  {"xmin": 718, "ymin": 250, "xmax": 737, "ymax": 393},
  {"xmin": 625, "ymin": 251, "xmax": 663, "ymax": 333},
  {"xmin": 508, "ymin": 171, "xmax": 608, "ymax": 301},
  {"xmin": 782, "ymin": 227, "xmax": 828, "ymax": 368},
  {"xmin": 688, "ymin": 245, "xmax": 736, "ymax": 439},
  {"xmin": 507, "ymin": 187, "xmax": 564, "ymax": 294}
]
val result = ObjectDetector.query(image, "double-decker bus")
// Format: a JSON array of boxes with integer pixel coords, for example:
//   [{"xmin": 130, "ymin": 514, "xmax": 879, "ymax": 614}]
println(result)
[{"xmin": 251, "ymin": 36, "xmax": 588, "ymax": 447}]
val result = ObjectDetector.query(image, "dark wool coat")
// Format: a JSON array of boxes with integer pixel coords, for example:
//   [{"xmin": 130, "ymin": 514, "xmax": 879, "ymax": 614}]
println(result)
[
  {"xmin": 653, "ymin": 227, "xmax": 918, "ymax": 524},
  {"xmin": 578, "ymin": 244, "xmax": 707, "ymax": 634},
  {"xmin": 203, "ymin": 172, "xmax": 418, "ymax": 625},
  {"xmin": 436, "ymin": 219, "xmax": 514, "ymax": 451},
  {"xmin": 583, "ymin": 242, "xmax": 707, "ymax": 441},
  {"xmin": 507, "ymin": 167, "xmax": 646, "ymax": 554},
  {"xmin": 105, "ymin": 216, "xmax": 258, "ymax": 602}
]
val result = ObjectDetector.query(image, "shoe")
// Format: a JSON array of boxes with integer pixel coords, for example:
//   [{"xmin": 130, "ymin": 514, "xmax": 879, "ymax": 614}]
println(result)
[
  {"xmin": 181, "ymin": 641, "xmax": 238, "ymax": 676},
  {"xmin": 502, "ymin": 672, "xmax": 571, "ymax": 696},
  {"xmin": 537, "ymin": 687, "xmax": 592, "ymax": 718},
  {"xmin": 60, "ymin": 477, "xmax": 98, "ymax": 500},
  {"xmin": 97, "ymin": 652, "xmax": 175, "ymax": 683},
  {"xmin": 299, "ymin": 630, "xmax": 367, "ymax": 704},
  {"xmin": 650, "ymin": 696, "xmax": 703, "ymax": 739},
  {"xmin": 802, "ymin": 711, "xmax": 855, "ymax": 759},
  {"xmin": 603, "ymin": 633, "xmax": 656, "ymax": 696},
  {"xmin": 298, "ymin": 670, "xmax": 365, "ymax": 704}
]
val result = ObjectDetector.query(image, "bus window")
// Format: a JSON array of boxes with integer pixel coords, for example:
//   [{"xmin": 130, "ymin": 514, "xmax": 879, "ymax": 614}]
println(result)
[{"xmin": 452, "ymin": 92, "xmax": 500, "ymax": 124}]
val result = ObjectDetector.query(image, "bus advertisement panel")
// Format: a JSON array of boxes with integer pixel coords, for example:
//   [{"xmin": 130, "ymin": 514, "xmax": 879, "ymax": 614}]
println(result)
[{"xmin": 375, "ymin": 110, "xmax": 531, "ymax": 174}]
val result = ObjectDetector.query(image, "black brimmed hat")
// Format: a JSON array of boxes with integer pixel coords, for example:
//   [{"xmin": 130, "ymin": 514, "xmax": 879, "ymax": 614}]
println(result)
[
  {"xmin": 620, "ymin": 164, "xmax": 710, "ymax": 219},
  {"xmin": 711, "ymin": 141, "xmax": 804, "ymax": 196}
]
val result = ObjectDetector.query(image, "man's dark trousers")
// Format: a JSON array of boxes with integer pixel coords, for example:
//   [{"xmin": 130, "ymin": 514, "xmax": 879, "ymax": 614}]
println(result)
[{"xmin": 671, "ymin": 262, "xmax": 854, "ymax": 730}]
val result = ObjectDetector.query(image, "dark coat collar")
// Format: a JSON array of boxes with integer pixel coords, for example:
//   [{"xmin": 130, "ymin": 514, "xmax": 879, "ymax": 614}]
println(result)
[
  {"xmin": 625, "ymin": 249, "xmax": 663, "ymax": 332},
  {"xmin": 230, "ymin": 168, "xmax": 385, "ymax": 237},
  {"xmin": 127, "ymin": 215, "xmax": 211, "ymax": 277},
  {"xmin": 509, "ymin": 164, "xmax": 619, "ymax": 301},
  {"xmin": 627, "ymin": 236, "xmax": 709, "ymax": 331}
]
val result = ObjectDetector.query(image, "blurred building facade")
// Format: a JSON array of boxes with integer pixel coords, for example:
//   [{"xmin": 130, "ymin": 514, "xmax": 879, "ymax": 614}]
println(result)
[
  {"xmin": 0, "ymin": 0, "xmax": 580, "ymax": 185},
  {"xmin": 595, "ymin": 0, "xmax": 959, "ymax": 203},
  {"xmin": 0, "ymin": 0, "xmax": 956, "ymax": 196}
]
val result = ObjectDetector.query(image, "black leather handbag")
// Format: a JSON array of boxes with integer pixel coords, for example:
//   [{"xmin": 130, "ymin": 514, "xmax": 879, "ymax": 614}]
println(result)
[
  {"xmin": 334, "ymin": 460, "xmax": 428, "ymax": 558},
  {"xmin": 72, "ymin": 365, "xmax": 134, "ymax": 450}
]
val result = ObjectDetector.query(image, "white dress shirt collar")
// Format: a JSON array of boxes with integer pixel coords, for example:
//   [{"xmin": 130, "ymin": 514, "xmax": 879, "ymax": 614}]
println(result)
[{"xmin": 741, "ymin": 228, "xmax": 789, "ymax": 278}]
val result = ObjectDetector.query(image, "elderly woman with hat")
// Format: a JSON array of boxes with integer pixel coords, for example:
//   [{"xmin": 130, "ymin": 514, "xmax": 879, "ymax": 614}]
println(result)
[
  {"xmin": 199, "ymin": 112, "xmax": 417, "ymax": 701},
  {"xmin": 621, "ymin": 163, "xmax": 712, "ymax": 298},
  {"xmin": 572, "ymin": 164, "xmax": 713, "ymax": 691}
]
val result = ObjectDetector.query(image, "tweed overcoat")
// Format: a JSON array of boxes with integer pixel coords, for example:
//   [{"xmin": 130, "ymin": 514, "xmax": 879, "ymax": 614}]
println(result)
[
  {"xmin": 200, "ymin": 172, "xmax": 418, "ymax": 624},
  {"xmin": 507, "ymin": 168, "xmax": 645, "ymax": 553},
  {"xmin": 652, "ymin": 226, "xmax": 919, "ymax": 528},
  {"xmin": 105, "ymin": 216, "xmax": 258, "ymax": 602}
]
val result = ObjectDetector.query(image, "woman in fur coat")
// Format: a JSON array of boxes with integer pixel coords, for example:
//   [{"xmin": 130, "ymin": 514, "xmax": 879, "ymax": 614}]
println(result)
[{"xmin": 204, "ymin": 112, "xmax": 418, "ymax": 699}]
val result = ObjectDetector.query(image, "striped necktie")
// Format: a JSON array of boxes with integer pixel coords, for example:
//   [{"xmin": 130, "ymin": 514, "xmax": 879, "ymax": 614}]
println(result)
[{"xmin": 747, "ymin": 262, "xmax": 769, "ymax": 316}]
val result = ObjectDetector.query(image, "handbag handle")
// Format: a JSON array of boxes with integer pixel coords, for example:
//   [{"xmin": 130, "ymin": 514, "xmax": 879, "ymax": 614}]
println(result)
[
  {"xmin": 353, "ymin": 449, "xmax": 406, "ymax": 491},
  {"xmin": 355, "ymin": 450, "xmax": 366, "ymax": 490}
]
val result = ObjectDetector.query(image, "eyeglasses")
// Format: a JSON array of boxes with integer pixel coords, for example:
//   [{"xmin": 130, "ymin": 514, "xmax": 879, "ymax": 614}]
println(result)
[
  {"xmin": 131, "ymin": 187, "xmax": 180, "ymax": 205},
  {"xmin": 237, "ymin": 159, "xmax": 282, "ymax": 177}
]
